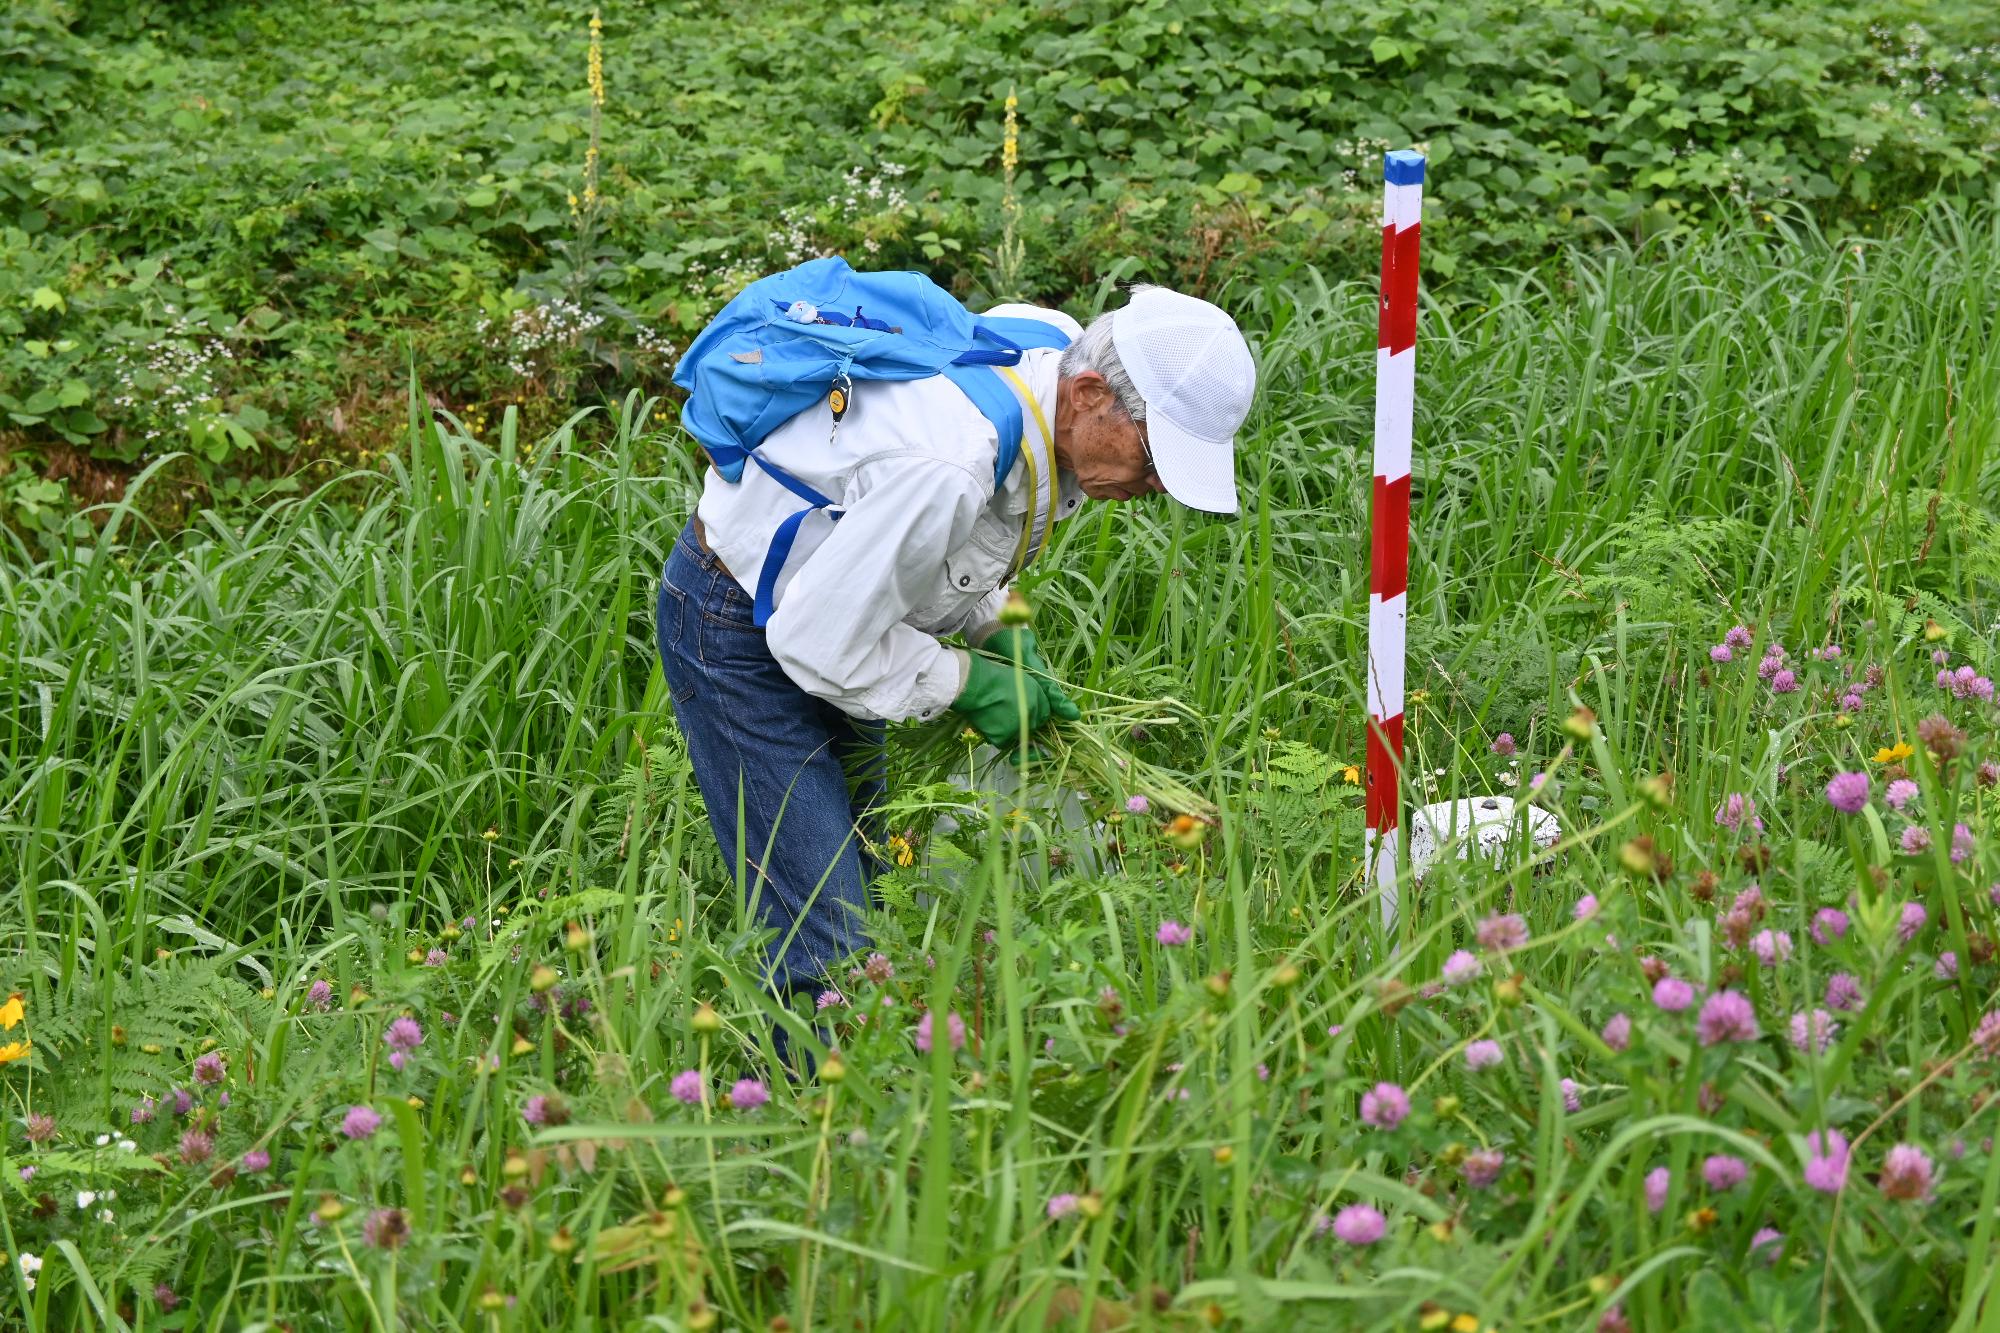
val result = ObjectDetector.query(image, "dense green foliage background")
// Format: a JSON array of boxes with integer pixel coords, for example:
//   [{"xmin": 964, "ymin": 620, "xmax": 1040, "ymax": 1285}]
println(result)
[{"xmin": 2, "ymin": 0, "xmax": 1997, "ymax": 525}]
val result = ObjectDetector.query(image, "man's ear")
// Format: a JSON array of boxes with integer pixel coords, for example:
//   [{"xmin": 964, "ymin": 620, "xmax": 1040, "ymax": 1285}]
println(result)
[{"xmin": 1069, "ymin": 370, "xmax": 1113, "ymax": 410}]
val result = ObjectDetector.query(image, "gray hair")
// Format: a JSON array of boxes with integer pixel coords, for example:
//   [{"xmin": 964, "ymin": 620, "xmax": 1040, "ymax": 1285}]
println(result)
[{"xmin": 1057, "ymin": 285, "xmax": 1155, "ymax": 422}]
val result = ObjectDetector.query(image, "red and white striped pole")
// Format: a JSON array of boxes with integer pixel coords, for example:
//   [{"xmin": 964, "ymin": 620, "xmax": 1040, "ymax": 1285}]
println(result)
[{"xmin": 1367, "ymin": 149, "xmax": 1424, "ymax": 935}]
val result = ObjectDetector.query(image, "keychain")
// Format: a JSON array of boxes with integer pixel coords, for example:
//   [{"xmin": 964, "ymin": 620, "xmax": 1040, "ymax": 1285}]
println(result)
[{"xmin": 826, "ymin": 372, "xmax": 852, "ymax": 446}]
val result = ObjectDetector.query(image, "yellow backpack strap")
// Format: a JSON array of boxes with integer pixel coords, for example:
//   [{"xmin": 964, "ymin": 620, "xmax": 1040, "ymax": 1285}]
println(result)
[{"xmin": 996, "ymin": 365, "xmax": 1057, "ymax": 580}]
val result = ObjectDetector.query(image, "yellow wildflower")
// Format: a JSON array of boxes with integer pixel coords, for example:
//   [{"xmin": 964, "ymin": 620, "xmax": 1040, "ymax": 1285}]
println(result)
[
  {"xmin": 1873, "ymin": 742, "xmax": 1914, "ymax": 764},
  {"xmin": 0, "ymin": 1040, "xmax": 30, "ymax": 1065},
  {"xmin": 1342, "ymin": 765, "xmax": 1361, "ymax": 785},
  {"xmin": 0, "ymin": 993, "xmax": 22, "ymax": 1029},
  {"xmin": 887, "ymin": 833, "xmax": 916, "ymax": 868}
]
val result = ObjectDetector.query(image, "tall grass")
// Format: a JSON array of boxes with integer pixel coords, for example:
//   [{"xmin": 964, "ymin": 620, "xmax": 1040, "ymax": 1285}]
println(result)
[{"xmin": 1, "ymin": 198, "xmax": 1996, "ymax": 1330}]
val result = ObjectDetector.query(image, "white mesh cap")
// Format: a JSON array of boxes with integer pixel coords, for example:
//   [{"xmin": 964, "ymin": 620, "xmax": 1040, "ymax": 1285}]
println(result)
[{"xmin": 1110, "ymin": 287, "xmax": 1256, "ymax": 514}]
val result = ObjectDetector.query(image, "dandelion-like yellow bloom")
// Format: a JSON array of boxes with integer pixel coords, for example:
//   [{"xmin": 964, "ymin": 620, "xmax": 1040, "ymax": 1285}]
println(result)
[
  {"xmin": 0, "ymin": 1040, "xmax": 30, "ymax": 1066},
  {"xmin": 1873, "ymin": 742, "xmax": 1914, "ymax": 764},
  {"xmin": 0, "ymin": 994, "xmax": 22, "ymax": 1030},
  {"xmin": 1342, "ymin": 765, "xmax": 1361, "ymax": 785}
]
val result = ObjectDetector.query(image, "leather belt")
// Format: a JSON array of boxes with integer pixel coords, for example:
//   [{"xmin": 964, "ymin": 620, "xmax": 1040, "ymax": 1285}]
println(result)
[{"xmin": 690, "ymin": 515, "xmax": 736, "ymax": 582}]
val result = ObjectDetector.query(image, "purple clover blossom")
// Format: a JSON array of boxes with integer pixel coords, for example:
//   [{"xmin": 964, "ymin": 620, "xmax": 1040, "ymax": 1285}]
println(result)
[
  {"xmin": 1709, "ymin": 644, "xmax": 1734, "ymax": 663},
  {"xmin": 522, "ymin": 1094, "xmax": 568, "ymax": 1127},
  {"xmin": 1560, "ymin": 1077, "xmax": 1582, "ymax": 1112},
  {"xmin": 1476, "ymin": 913, "xmax": 1529, "ymax": 953},
  {"xmin": 305, "ymin": 979, "xmax": 334, "ymax": 1012},
  {"xmin": 1602, "ymin": 1013, "xmax": 1632, "ymax": 1051},
  {"xmin": 915, "ymin": 1010, "xmax": 966, "ymax": 1055},
  {"xmin": 1841, "ymin": 691, "xmax": 1865, "ymax": 712},
  {"xmin": 130, "ymin": 1097, "xmax": 156, "ymax": 1126},
  {"xmin": 1713, "ymin": 793, "xmax": 1763, "ymax": 833},
  {"xmin": 670, "ymin": 1069, "xmax": 704, "ymax": 1106},
  {"xmin": 1724, "ymin": 625, "xmax": 1753, "ymax": 649},
  {"xmin": 728, "ymin": 1078, "xmax": 769, "ymax": 1112},
  {"xmin": 1490, "ymin": 733, "xmax": 1517, "ymax": 757},
  {"xmin": 815, "ymin": 989, "xmax": 846, "ymax": 1010},
  {"xmin": 1971, "ymin": 1011, "xmax": 2000, "ymax": 1056},
  {"xmin": 1803, "ymin": 1129, "xmax": 1850, "ymax": 1194},
  {"xmin": 340, "ymin": 1105, "xmax": 382, "ymax": 1140},
  {"xmin": 1652, "ymin": 977, "xmax": 1696, "ymax": 1013},
  {"xmin": 1644, "ymin": 1166, "xmax": 1671, "ymax": 1213},
  {"xmin": 1752, "ymin": 1227, "xmax": 1784, "ymax": 1262},
  {"xmin": 1770, "ymin": 669, "xmax": 1800, "ymax": 694},
  {"xmin": 1901, "ymin": 825, "xmax": 1933, "ymax": 855},
  {"xmin": 178, "ymin": 1130, "xmax": 213, "ymax": 1165},
  {"xmin": 1703, "ymin": 1155, "xmax": 1749, "ymax": 1192},
  {"xmin": 1360, "ymin": 1082, "xmax": 1410, "ymax": 1129},
  {"xmin": 1125, "ymin": 794, "xmax": 1150, "ymax": 814},
  {"xmin": 424, "ymin": 948, "xmax": 448, "ymax": 967},
  {"xmin": 362, "ymin": 1207, "xmax": 409, "ymax": 1251},
  {"xmin": 1442, "ymin": 950, "xmax": 1482, "ymax": 987},
  {"xmin": 1154, "ymin": 920, "xmax": 1192, "ymax": 947},
  {"xmin": 1951, "ymin": 823, "xmax": 1975, "ymax": 864},
  {"xmin": 384, "ymin": 1017, "xmax": 423, "ymax": 1052},
  {"xmin": 1697, "ymin": 990, "xmax": 1760, "ymax": 1046},
  {"xmin": 1046, "ymin": 1192, "xmax": 1080, "ymax": 1220},
  {"xmin": 1574, "ymin": 894, "xmax": 1599, "ymax": 921},
  {"xmin": 1461, "ymin": 1149, "xmax": 1505, "ymax": 1189},
  {"xmin": 241, "ymin": 1148, "xmax": 271, "ymax": 1173},
  {"xmin": 1898, "ymin": 902, "xmax": 1928, "ymax": 944},
  {"xmin": 170, "ymin": 1087, "xmax": 194, "ymax": 1117},
  {"xmin": 1936, "ymin": 952, "xmax": 1959, "ymax": 981},
  {"xmin": 1464, "ymin": 1040, "xmax": 1504, "ymax": 1071},
  {"xmin": 1825, "ymin": 772, "xmax": 1870, "ymax": 814},
  {"xmin": 1750, "ymin": 929, "xmax": 1793, "ymax": 967},
  {"xmin": 1810, "ymin": 907, "xmax": 1849, "ymax": 945},
  {"xmin": 1331, "ymin": 1203, "xmax": 1387, "ymax": 1245},
  {"xmin": 1790, "ymin": 1008, "xmax": 1838, "ymax": 1054},
  {"xmin": 1886, "ymin": 779, "xmax": 1920, "ymax": 812},
  {"xmin": 1826, "ymin": 973, "xmax": 1864, "ymax": 1012},
  {"xmin": 1878, "ymin": 1144, "xmax": 1935, "ymax": 1201},
  {"xmin": 192, "ymin": 1052, "xmax": 225, "ymax": 1086}
]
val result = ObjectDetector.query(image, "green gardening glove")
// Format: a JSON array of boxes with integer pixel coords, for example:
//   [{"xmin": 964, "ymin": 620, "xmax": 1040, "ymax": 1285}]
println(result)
[
  {"xmin": 951, "ymin": 648, "xmax": 1081, "ymax": 755},
  {"xmin": 977, "ymin": 627, "xmax": 1083, "ymax": 723}
]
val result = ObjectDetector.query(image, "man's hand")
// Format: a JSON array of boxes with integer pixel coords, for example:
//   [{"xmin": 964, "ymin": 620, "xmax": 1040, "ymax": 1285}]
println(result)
[
  {"xmin": 978, "ymin": 627, "xmax": 1082, "ymax": 722},
  {"xmin": 949, "ymin": 631, "xmax": 1081, "ymax": 753}
]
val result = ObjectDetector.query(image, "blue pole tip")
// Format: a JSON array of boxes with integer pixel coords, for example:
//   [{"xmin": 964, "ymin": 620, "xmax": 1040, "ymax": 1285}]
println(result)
[{"xmin": 1384, "ymin": 150, "xmax": 1426, "ymax": 185}]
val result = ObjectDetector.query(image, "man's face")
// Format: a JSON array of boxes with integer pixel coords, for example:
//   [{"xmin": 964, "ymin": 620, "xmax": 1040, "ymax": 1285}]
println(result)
[{"xmin": 1054, "ymin": 372, "xmax": 1167, "ymax": 502}]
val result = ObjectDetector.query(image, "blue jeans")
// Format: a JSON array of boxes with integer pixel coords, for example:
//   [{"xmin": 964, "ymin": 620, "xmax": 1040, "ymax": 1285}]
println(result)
[{"xmin": 656, "ymin": 519, "xmax": 886, "ymax": 1002}]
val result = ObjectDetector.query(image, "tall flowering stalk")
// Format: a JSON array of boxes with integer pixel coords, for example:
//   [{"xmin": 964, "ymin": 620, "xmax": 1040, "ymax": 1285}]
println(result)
[
  {"xmin": 562, "ymin": 7, "xmax": 610, "ymax": 322},
  {"xmin": 989, "ymin": 86, "xmax": 1027, "ymax": 300}
]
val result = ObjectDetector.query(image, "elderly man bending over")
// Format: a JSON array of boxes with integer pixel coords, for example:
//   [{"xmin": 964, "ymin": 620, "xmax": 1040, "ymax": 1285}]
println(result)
[{"xmin": 655, "ymin": 283, "xmax": 1256, "ymax": 1035}]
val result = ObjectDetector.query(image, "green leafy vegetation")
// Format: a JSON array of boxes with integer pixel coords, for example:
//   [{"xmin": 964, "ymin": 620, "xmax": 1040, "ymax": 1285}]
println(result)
[{"xmin": 3, "ymin": 0, "xmax": 1998, "ymax": 528}]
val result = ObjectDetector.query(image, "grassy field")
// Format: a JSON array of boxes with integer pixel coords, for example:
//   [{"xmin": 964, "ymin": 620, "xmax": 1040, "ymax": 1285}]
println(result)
[{"xmin": 3, "ymin": 199, "xmax": 2000, "ymax": 1330}]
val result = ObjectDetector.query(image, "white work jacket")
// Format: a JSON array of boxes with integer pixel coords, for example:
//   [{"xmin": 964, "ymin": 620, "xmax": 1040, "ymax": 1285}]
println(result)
[{"xmin": 694, "ymin": 303, "xmax": 1086, "ymax": 724}]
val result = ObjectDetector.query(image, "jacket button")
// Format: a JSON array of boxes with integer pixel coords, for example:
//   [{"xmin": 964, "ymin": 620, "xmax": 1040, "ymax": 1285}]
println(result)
[{"xmin": 959, "ymin": 575, "xmax": 970, "ymax": 587}]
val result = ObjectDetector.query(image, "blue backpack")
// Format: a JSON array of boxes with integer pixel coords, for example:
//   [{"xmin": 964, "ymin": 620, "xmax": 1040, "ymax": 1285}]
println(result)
[{"xmin": 673, "ymin": 256, "xmax": 1071, "ymax": 624}]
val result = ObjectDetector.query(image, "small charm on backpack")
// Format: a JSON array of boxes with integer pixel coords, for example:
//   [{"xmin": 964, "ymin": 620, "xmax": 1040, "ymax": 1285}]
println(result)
[{"xmin": 828, "ymin": 373, "xmax": 852, "ymax": 423}]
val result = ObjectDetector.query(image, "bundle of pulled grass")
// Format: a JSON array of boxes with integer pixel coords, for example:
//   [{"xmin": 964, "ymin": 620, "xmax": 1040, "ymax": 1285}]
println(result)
[{"xmin": 896, "ymin": 683, "xmax": 1218, "ymax": 827}]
